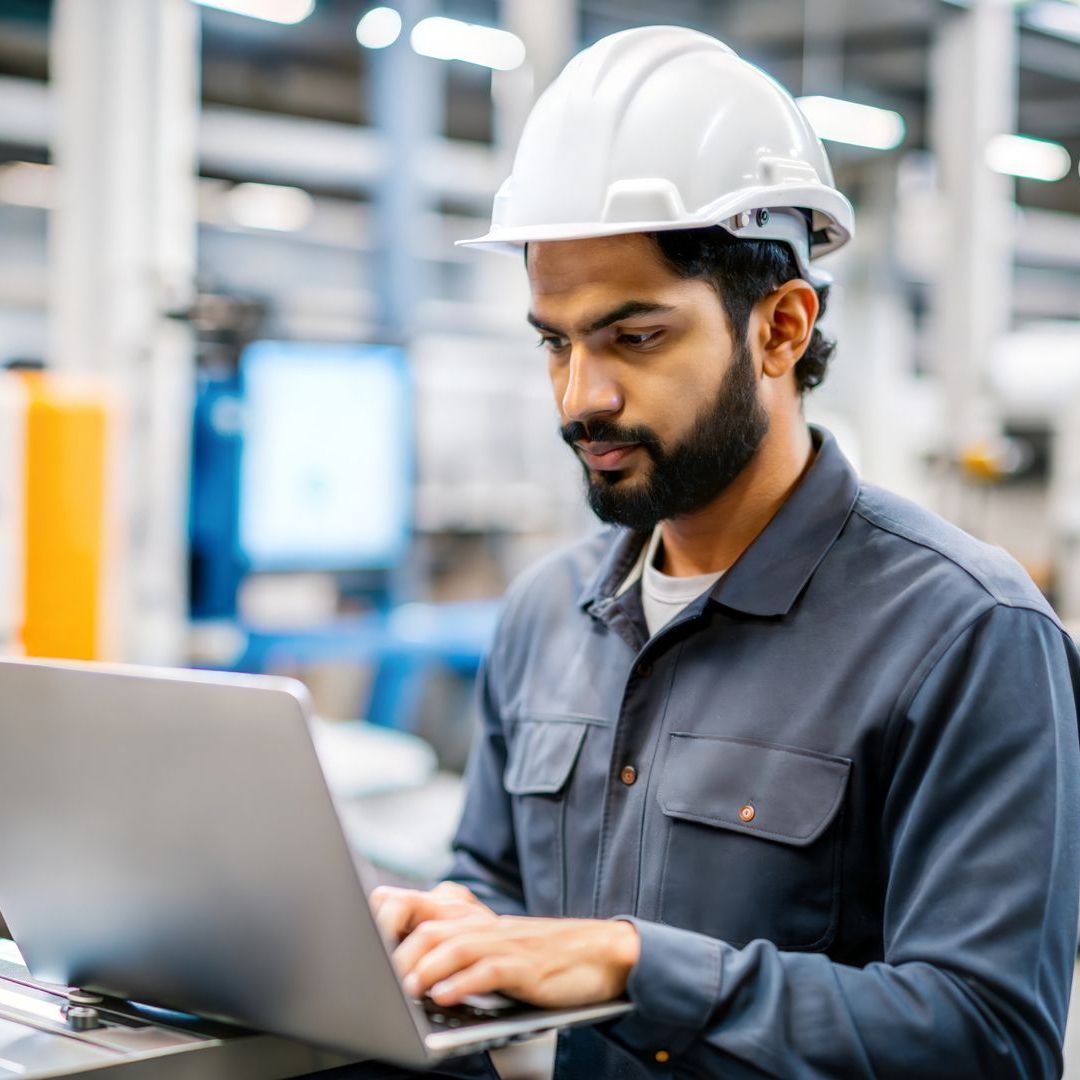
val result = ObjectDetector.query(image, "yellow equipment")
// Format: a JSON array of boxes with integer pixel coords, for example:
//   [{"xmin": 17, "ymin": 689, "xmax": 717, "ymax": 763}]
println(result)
[{"xmin": 19, "ymin": 371, "xmax": 117, "ymax": 660}]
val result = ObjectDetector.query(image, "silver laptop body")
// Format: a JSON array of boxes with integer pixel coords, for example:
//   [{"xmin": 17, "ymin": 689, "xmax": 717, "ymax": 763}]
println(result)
[{"xmin": 0, "ymin": 658, "xmax": 630, "ymax": 1067}]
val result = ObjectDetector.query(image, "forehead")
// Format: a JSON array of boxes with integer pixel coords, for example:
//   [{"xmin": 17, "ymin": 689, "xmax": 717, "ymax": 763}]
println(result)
[
  {"xmin": 525, "ymin": 234, "xmax": 726, "ymax": 336},
  {"xmin": 526, "ymin": 234, "xmax": 679, "ymax": 301}
]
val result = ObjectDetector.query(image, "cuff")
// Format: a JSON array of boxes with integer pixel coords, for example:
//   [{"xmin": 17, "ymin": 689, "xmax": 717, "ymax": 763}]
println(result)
[{"xmin": 602, "ymin": 916, "xmax": 722, "ymax": 1059}]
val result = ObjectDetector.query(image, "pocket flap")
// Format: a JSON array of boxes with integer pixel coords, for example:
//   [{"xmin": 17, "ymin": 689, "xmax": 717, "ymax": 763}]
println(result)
[
  {"xmin": 504, "ymin": 720, "xmax": 588, "ymax": 796},
  {"xmin": 658, "ymin": 734, "xmax": 851, "ymax": 846}
]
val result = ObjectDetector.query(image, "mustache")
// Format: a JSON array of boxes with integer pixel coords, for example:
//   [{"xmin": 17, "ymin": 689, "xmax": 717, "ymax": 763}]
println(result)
[{"xmin": 560, "ymin": 419, "xmax": 663, "ymax": 455}]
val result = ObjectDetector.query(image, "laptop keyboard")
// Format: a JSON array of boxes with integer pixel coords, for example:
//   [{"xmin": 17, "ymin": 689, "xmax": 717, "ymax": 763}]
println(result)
[{"xmin": 419, "ymin": 992, "xmax": 525, "ymax": 1030}]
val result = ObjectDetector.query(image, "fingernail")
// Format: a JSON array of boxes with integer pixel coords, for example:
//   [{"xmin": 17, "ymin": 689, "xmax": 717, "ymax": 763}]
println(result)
[
  {"xmin": 431, "ymin": 980, "xmax": 452, "ymax": 1001},
  {"xmin": 403, "ymin": 974, "xmax": 419, "ymax": 997}
]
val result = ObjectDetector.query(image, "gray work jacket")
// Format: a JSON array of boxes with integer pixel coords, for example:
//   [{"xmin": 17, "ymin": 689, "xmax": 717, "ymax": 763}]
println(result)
[{"xmin": 446, "ymin": 426, "xmax": 1080, "ymax": 1078}]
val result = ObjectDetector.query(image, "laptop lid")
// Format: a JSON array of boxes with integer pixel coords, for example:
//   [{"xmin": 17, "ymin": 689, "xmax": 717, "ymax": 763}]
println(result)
[{"xmin": 0, "ymin": 659, "xmax": 436, "ymax": 1065}]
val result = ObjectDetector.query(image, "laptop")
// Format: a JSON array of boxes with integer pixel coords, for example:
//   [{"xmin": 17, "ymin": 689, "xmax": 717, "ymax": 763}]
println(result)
[{"xmin": 0, "ymin": 658, "xmax": 630, "ymax": 1067}]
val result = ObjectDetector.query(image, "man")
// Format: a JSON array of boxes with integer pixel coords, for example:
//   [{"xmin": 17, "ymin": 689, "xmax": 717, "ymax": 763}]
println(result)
[{"xmin": 371, "ymin": 26, "xmax": 1080, "ymax": 1078}]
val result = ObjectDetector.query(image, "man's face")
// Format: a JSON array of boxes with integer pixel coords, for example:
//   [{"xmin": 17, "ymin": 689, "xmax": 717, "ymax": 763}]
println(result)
[{"xmin": 526, "ymin": 233, "xmax": 769, "ymax": 530}]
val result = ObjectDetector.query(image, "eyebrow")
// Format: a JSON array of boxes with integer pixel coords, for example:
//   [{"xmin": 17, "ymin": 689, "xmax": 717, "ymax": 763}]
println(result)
[{"xmin": 526, "ymin": 300, "xmax": 676, "ymax": 338}]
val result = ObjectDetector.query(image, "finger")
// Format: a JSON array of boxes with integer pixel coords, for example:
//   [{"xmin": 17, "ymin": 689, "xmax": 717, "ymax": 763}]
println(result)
[
  {"xmin": 401, "ymin": 931, "xmax": 496, "ymax": 999},
  {"xmin": 393, "ymin": 916, "xmax": 479, "ymax": 980},
  {"xmin": 431, "ymin": 881, "xmax": 478, "ymax": 903},
  {"xmin": 375, "ymin": 893, "xmax": 435, "ymax": 943},
  {"xmin": 428, "ymin": 957, "xmax": 522, "ymax": 1006},
  {"xmin": 370, "ymin": 885, "xmax": 432, "ymax": 922},
  {"xmin": 369, "ymin": 885, "xmax": 410, "ymax": 916},
  {"xmin": 430, "ymin": 883, "xmax": 496, "ymax": 920}
]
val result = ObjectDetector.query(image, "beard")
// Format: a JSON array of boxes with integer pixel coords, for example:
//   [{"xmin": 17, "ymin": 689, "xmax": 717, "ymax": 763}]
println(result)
[{"xmin": 560, "ymin": 338, "xmax": 769, "ymax": 530}]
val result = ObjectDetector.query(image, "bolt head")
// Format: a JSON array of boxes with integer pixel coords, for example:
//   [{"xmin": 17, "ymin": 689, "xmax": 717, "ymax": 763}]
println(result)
[
  {"xmin": 66, "ymin": 1005, "xmax": 102, "ymax": 1031},
  {"xmin": 67, "ymin": 990, "xmax": 104, "ymax": 1006}
]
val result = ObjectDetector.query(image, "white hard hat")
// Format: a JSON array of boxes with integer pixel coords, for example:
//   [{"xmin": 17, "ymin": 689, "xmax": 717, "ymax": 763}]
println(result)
[{"xmin": 459, "ymin": 25, "xmax": 854, "ymax": 286}]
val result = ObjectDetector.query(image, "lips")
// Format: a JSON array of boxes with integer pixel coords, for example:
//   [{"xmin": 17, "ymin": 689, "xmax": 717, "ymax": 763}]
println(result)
[{"xmin": 576, "ymin": 441, "xmax": 639, "ymax": 471}]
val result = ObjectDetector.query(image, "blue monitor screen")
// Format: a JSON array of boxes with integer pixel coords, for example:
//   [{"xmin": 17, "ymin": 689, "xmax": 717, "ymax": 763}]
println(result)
[{"xmin": 238, "ymin": 341, "xmax": 412, "ymax": 571}]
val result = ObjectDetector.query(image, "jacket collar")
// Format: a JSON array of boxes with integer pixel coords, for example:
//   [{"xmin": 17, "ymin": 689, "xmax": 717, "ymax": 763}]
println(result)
[{"xmin": 577, "ymin": 426, "xmax": 860, "ymax": 619}]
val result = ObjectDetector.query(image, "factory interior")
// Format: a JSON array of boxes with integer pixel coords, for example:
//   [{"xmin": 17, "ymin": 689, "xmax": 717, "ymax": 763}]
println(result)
[{"xmin": 1, "ymin": 0, "xmax": 1080, "ymax": 1076}]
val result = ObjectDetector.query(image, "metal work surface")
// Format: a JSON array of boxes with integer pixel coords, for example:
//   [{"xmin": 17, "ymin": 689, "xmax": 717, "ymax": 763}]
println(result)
[{"xmin": 0, "ymin": 939, "xmax": 356, "ymax": 1079}]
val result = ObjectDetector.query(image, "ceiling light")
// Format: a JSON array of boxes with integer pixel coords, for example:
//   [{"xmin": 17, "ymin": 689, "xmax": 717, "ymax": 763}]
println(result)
[
  {"xmin": 226, "ymin": 182, "xmax": 315, "ymax": 231},
  {"xmin": 356, "ymin": 7, "xmax": 401, "ymax": 48},
  {"xmin": 193, "ymin": 0, "xmax": 315, "ymax": 25},
  {"xmin": 0, "ymin": 161, "xmax": 55, "ymax": 209},
  {"xmin": 410, "ymin": 16, "xmax": 526, "ymax": 71},
  {"xmin": 985, "ymin": 133, "xmax": 1071, "ymax": 181},
  {"xmin": 796, "ymin": 96, "xmax": 906, "ymax": 150}
]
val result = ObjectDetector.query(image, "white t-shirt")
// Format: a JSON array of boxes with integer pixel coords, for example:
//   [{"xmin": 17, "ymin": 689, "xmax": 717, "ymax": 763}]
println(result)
[{"xmin": 637, "ymin": 526, "xmax": 725, "ymax": 636}]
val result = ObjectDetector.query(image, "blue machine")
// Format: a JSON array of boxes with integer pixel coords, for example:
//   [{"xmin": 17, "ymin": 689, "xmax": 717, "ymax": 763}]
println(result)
[
  {"xmin": 188, "ymin": 341, "xmax": 496, "ymax": 731},
  {"xmin": 189, "ymin": 366, "xmax": 246, "ymax": 621},
  {"xmin": 189, "ymin": 341, "xmax": 412, "ymax": 619}
]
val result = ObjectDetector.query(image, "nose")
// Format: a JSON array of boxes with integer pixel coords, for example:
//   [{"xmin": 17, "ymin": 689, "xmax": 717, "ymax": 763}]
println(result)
[{"xmin": 559, "ymin": 345, "xmax": 623, "ymax": 424}]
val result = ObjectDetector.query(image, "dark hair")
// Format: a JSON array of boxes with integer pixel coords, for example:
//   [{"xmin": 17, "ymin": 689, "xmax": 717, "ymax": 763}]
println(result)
[{"xmin": 650, "ymin": 226, "xmax": 834, "ymax": 394}]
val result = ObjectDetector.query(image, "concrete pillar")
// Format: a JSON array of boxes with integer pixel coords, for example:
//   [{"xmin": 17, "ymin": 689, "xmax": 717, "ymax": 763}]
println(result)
[
  {"xmin": 929, "ymin": 0, "xmax": 1017, "ymax": 456},
  {"xmin": 49, "ymin": 0, "xmax": 199, "ymax": 663}
]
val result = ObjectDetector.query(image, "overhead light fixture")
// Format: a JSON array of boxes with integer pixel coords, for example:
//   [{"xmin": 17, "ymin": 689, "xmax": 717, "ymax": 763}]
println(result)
[
  {"xmin": 796, "ymin": 96, "xmax": 906, "ymax": 150},
  {"xmin": 410, "ymin": 16, "xmax": 526, "ymax": 71},
  {"xmin": 226, "ymin": 182, "xmax": 315, "ymax": 231},
  {"xmin": 1023, "ymin": 1, "xmax": 1080, "ymax": 42},
  {"xmin": 356, "ymin": 7, "xmax": 401, "ymax": 48},
  {"xmin": 985, "ymin": 133, "xmax": 1071, "ymax": 181},
  {"xmin": 0, "ymin": 161, "xmax": 55, "ymax": 209},
  {"xmin": 192, "ymin": 0, "xmax": 315, "ymax": 25}
]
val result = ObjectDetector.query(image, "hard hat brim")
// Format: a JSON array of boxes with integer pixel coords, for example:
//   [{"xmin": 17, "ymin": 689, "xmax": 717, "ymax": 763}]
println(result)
[{"xmin": 457, "ymin": 183, "xmax": 853, "ymax": 289}]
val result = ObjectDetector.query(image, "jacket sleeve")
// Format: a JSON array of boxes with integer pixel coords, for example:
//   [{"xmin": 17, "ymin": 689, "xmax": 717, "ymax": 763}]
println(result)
[
  {"xmin": 441, "ymin": 638, "xmax": 528, "ymax": 916},
  {"xmin": 604, "ymin": 603, "xmax": 1080, "ymax": 1079}
]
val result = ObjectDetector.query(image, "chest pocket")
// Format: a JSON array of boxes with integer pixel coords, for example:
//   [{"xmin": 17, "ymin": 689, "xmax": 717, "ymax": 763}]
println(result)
[
  {"xmin": 657, "ymin": 733, "xmax": 851, "ymax": 949},
  {"xmin": 504, "ymin": 719, "xmax": 588, "ymax": 917}
]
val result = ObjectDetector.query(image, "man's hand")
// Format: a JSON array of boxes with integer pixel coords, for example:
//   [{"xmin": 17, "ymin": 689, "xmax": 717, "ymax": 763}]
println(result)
[
  {"xmin": 370, "ymin": 880, "xmax": 495, "ymax": 944},
  {"xmin": 391, "ymin": 914, "xmax": 640, "ymax": 1009}
]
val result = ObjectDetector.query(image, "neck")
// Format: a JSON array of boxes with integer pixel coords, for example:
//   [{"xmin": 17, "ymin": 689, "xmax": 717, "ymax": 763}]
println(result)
[{"xmin": 657, "ymin": 419, "xmax": 815, "ymax": 577}]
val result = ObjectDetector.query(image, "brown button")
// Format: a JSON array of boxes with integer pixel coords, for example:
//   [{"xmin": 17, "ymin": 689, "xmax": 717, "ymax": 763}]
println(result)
[
  {"xmin": 620, "ymin": 765, "xmax": 638, "ymax": 786},
  {"xmin": 739, "ymin": 803, "xmax": 756, "ymax": 823},
  {"xmin": 655, "ymin": 1050, "xmax": 671, "ymax": 1063},
  {"xmin": 635, "ymin": 661, "xmax": 653, "ymax": 677}
]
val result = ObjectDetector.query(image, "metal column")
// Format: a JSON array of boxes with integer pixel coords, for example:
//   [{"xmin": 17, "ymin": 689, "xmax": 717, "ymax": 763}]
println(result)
[
  {"xmin": 496, "ymin": 0, "xmax": 576, "ymax": 159},
  {"xmin": 371, "ymin": 0, "xmax": 440, "ymax": 343},
  {"xmin": 929, "ymin": 0, "xmax": 1017, "ymax": 458},
  {"xmin": 48, "ymin": 0, "xmax": 199, "ymax": 664}
]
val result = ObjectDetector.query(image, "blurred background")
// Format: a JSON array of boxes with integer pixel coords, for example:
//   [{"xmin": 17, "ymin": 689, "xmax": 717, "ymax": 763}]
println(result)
[{"xmin": 0, "ymin": 0, "xmax": 1078, "ymax": 887}]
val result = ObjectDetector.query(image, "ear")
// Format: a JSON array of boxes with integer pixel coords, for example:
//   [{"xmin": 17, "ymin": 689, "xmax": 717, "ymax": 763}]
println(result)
[{"xmin": 753, "ymin": 280, "xmax": 819, "ymax": 381}]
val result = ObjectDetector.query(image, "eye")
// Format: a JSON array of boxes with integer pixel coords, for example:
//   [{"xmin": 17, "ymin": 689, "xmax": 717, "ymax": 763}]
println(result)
[
  {"xmin": 537, "ymin": 335, "xmax": 568, "ymax": 351},
  {"xmin": 617, "ymin": 330, "xmax": 662, "ymax": 348}
]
